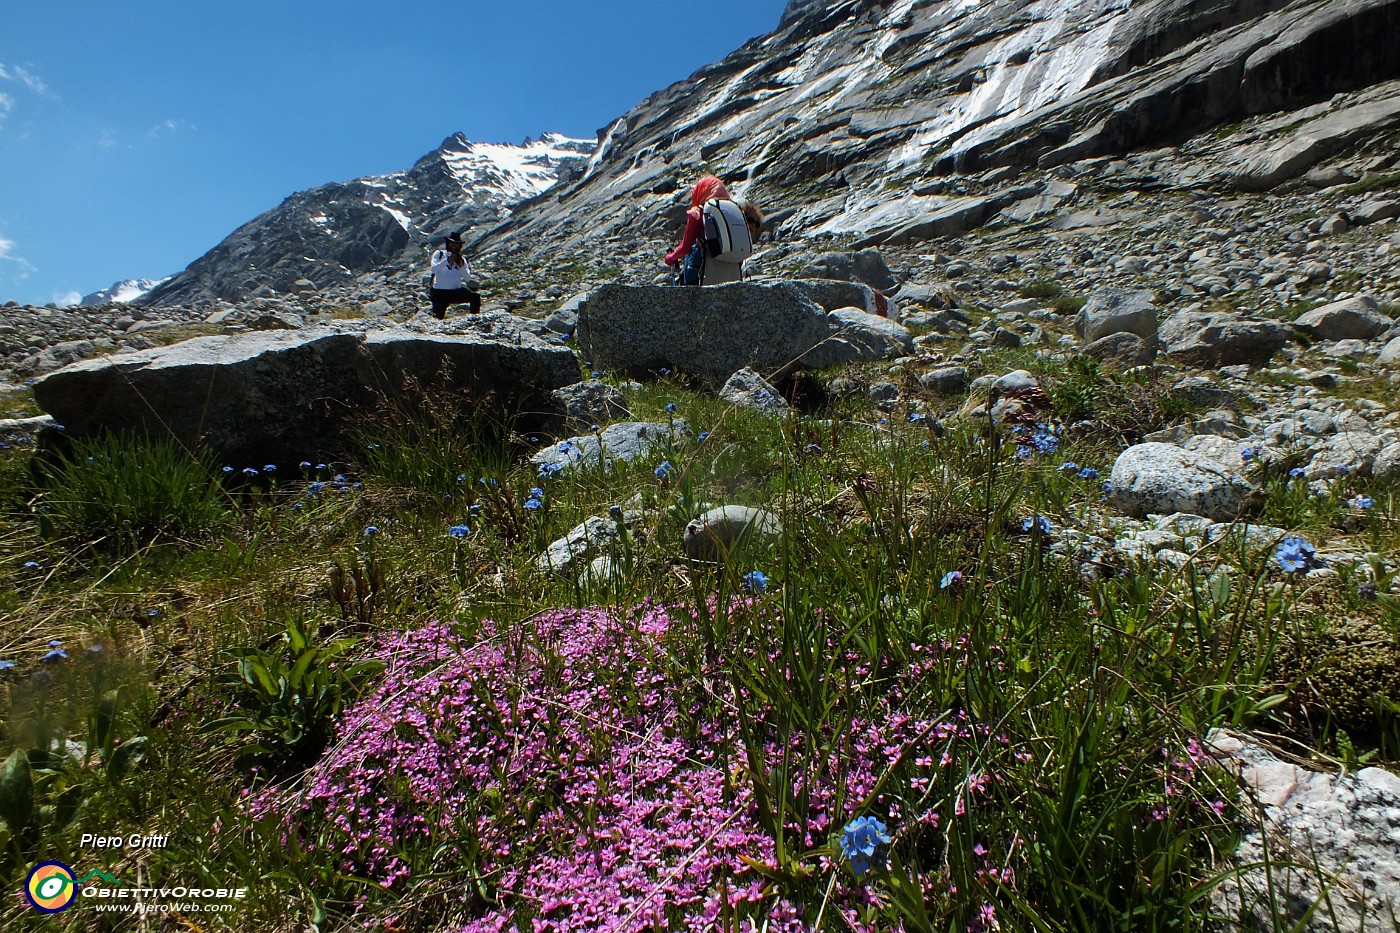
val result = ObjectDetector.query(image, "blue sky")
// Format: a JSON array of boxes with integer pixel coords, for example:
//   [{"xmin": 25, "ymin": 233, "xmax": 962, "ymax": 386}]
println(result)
[{"xmin": 0, "ymin": 1, "xmax": 789, "ymax": 306}]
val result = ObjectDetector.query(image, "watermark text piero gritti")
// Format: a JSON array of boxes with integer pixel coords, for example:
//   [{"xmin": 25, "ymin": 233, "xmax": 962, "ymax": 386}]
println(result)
[{"xmin": 78, "ymin": 832, "xmax": 170, "ymax": 849}]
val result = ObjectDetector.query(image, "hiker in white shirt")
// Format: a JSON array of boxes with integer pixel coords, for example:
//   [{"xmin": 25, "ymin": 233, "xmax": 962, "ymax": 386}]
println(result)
[{"xmin": 429, "ymin": 232, "xmax": 482, "ymax": 319}]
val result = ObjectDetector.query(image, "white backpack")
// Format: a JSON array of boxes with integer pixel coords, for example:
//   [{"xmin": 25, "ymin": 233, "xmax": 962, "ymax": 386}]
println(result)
[{"xmin": 701, "ymin": 199, "xmax": 753, "ymax": 264}]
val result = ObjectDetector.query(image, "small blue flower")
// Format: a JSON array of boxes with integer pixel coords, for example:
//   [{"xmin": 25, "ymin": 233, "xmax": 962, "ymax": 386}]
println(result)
[
  {"xmin": 242, "ymin": 467, "xmax": 259, "ymax": 477},
  {"xmin": 909, "ymin": 412, "xmax": 926, "ymax": 424},
  {"xmin": 1021, "ymin": 515, "xmax": 1053, "ymax": 535},
  {"xmin": 1015, "ymin": 445, "xmax": 1034, "ymax": 460},
  {"xmin": 308, "ymin": 481, "xmax": 326, "ymax": 494},
  {"xmin": 529, "ymin": 487, "xmax": 545, "ymax": 500},
  {"xmin": 1359, "ymin": 582, "xmax": 1378, "ymax": 601},
  {"xmin": 0, "ymin": 660, "xmax": 14, "ymax": 671},
  {"xmin": 448, "ymin": 524, "xmax": 471, "ymax": 538},
  {"xmin": 1241, "ymin": 448, "xmax": 1258, "ymax": 462},
  {"xmin": 1351, "ymin": 496, "xmax": 1375, "ymax": 510},
  {"xmin": 660, "ymin": 368, "xmax": 671, "ymax": 376},
  {"xmin": 1334, "ymin": 464, "xmax": 1351, "ymax": 477},
  {"xmin": 1288, "ymin": 467, "xmax": 1307, "ymax": 480},
  {"xmin": 665, "ymin": 403, "xmax": 677, "ymax": 414},
  {"xmin": 317, "ymin": 463, "xmax": 327, "ymax": 471},
  {"xmin": 222, "ymin": 466, "xmax": 234, "ymax": 474},
  {"xmin": 23, "ymin": 561, "xmax": 40, "ymax": 569},
  {"xmin": 263, "ymin": 464, "xmax": 277, "ymax": 473},
  {"xmin": 147, "ymin": 609, "xmax": 159, "ymax": 618},
  {"xmin": 364, "ymin": 525, "xmax": 381, "ymax": 537},
  {"xmin": 299, "ymin": 461, "xmax": 312, "ymax": 471},
  {"xmin": 48, "ymin": 639, "xmax": 62, "ymax": 648},
  {"xmin": 1031, "ymin": 431, "xmax": 1059, "ymax": 455},
  {"xmin": 1059, "ymin": 462, "xmax": 1080, "ymax": 473},
  {"xmin": 457, "ymin": 473, "xmax": 468, "ymax": 484},
  {"xmin": 940, "ymin": 570, "xmax": 964, "ymax": 591},
  {"xmin": 698, "ymin": 431, "xmax": 710, "ymax": 442},
  {"xmin": 293, "ymin": 501, "xmax": 305, "ymax": 510},
  {"xmin": 742, "ymin": 570, "xmax": 769, "ymax": 593},
  {"xmin": 840, "ymin": 816, "xmax": 890, "ymax": 877},
  {"xmin": 654, "ymin": 460, "xmax": 673, "ymax": 479},
  {"xmin": 608, "ymin": 505, "xmax": 625, "ymax": 521},
  {"xmin": 1078, "ymin": 467, "xmax": 1099, "ymax": 481},
  {"xmin": 1274, "ymin": 536, "xmax": 1316, "ymax": 574},
  {"xmin": 41, "ymin": 648, "xmax": 68, "ymax": 663}
]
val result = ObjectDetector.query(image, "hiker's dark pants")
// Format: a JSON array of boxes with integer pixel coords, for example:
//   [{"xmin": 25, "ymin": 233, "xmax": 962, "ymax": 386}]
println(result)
[{"xmin": 430, "ymin": 288, "xmax": 481, "ymax": 319}]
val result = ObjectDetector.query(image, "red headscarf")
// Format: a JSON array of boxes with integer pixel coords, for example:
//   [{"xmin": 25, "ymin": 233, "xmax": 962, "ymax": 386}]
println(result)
[{"xmin": 689, "ymin": 175, "xmax": 732, "ymax": 208}]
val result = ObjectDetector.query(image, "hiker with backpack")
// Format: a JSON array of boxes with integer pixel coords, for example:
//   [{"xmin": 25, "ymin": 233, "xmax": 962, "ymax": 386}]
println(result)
[
  {"xmin": 664, "ymin": 175, "xmax": 757, "ymax": 285},
  {"xmin": 428, "ymin": 231, "xmax": 482, "ymax": 319}
]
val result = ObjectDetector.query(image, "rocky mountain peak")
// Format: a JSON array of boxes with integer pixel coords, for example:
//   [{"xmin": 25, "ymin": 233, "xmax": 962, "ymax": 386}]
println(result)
[{"xmin": 141, "ymin": 133, "xmax": 595, "ymax": 308}]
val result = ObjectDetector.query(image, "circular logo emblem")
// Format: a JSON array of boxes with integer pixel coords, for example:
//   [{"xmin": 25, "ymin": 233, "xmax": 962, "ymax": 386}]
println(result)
[{"xmin": 25, "ymin": 861, "xmax": 78, "ymax": 912}]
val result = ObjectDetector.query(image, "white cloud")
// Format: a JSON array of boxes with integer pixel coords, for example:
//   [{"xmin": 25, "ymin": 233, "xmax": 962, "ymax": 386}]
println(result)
[
  {"xmin": 0, "ymin": 62, "xmax": 54, "ymax": 131},
  {"xmin": 97, "ymin": 129, "xmax": 120, "ymax": 150},
  {"xmin": 54, "ymin": 290, "xmax": 82, "ymax": 308},
  {"xmin": 0, "ymin": 237, "xmax": 35, "ymax": 281},
  {"xmin": 149, "ymin": 118, "xmax": 196, "ymax": 138},
  {"xmin": 11, "ymin": 66, "xmax": 50, "ymax": 97}
]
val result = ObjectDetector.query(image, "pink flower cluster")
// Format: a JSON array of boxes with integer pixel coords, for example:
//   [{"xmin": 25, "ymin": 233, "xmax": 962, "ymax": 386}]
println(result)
[{"xmin": 260, "ymin": 606, "xmax": 997, "ymax": 930}]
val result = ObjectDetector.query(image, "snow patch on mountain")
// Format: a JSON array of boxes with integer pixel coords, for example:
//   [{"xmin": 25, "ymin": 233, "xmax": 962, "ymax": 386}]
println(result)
[{"xmin": 80, "ymin": 277, "xmax": 171, "ymax": 306}]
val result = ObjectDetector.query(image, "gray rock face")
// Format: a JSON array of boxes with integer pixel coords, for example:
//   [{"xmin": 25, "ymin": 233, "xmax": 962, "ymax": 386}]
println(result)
[
  {"xmin": 537, "ymin": 510, "xmax": 642, "ymax": 576},
  {"xmin": 1170, "ymin": 376, "xmax": 1238, "ymax": 410},
  {"xmin": 1379, "ymin": 335, "xmax": 1400, "ymax": 366},
  {"xmin": 1160, "ymin": 311, "xmax": 1292, "ymax": 367},
  {"xmin": 32, "ymin": 318, "xmax": 579, "ymax": 466},
  {"xmin": 1293, "ymin": 296, "xmax": 1394, "ymax": 340},
  {"xmin": 529, "ymin": 421, "xmax": 687, "ymax": 473},
  {"xmin": 1110, "ymin": 442, "xmax": 1252, "ymax": 521},
  {"xmin": 550, "ymin": 379, "xmax": 630, "ymax": 429},
  {"xmin": 797, "ymin": 249, "xmax": 898, "ymax": 292},
  {"xmin": 719, "ymin": 368, "xmax": 790, "ymax": 414},
  {"xmin": 1081, "ymin": 331, "xmax": 1156, "ymax": 366},
  {"xmin": 919, "ymin": 365, "xmax": 970, "ymax": 395},
  {"xmin": 1211, "ymin": 731, "xmax": 1400, "ymax": 933},
  {"xmin": 808, "ymin": 309, "xmax": 915, "ymax": 368},
  {"xmin": 1304, "ymin": 431, "xmax": 1386, "ymax": 479},
  {"xmin": 1373, "ymin": 442, "xmax": 1400, "ymax": 481},
  {"xmin": 1076, "ymin": 287, "xmax": 1158, "ymax": 344},
  {"xmin": 683, "ymin": 506, "xmax": 783, "ymax": 561},
  {"xmin": 575, "ymin": 283, "xmax": 908, "ymax": 388}
]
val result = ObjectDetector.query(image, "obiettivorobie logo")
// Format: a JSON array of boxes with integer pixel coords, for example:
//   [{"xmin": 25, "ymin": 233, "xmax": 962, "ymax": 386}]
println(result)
[
  {"xmin": 23, "ymin": 859, "xmax": 246, "ymax": 915},
  {"xmin": 24, "ymin": 862, "xmax": 117, "ymax": 913}
]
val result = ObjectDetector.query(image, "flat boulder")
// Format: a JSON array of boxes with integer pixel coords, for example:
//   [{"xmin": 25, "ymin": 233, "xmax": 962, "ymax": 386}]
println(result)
[
  {"xmin": 33, "ymin": 317, "xmax": 578, "ymax": 466},
  {"xmin": 1293, "ymin": 296, "xmax": 1393, "ymax": 341},
  {"xmin": 1110, "ymin": 442, "xmax": 1251, "ymax": 522},
  {"xmin": 1160, "ymin": 311, "xmax": 1291, "ymax": 367},
  {"xmin": 683, "ymin": 506, "xmax": 783, "ymax": 561},
  {"xmin": 575, "ymin": 282, "xmax": 909, "ymax": 387},
  {"xmin": 530, "ymin": 421, "xmax": 688, "ymax": 473}
]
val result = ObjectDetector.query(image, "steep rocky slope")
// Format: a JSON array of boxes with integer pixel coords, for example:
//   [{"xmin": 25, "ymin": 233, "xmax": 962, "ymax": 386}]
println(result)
[{"xmin": 481, "ymin": 0, "xmax": 1400, "ymax": 260}]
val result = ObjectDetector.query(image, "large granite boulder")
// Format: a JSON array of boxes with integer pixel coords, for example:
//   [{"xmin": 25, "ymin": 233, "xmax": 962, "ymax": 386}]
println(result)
[
  {"xmin": 1292, "ymin": 296, "xmax": 1394, "ymax": 341},
  {"xmin": 1159, "ymin": 311, "xmax": 1292, "ymax": 367},
  {"xmin": 33, "ymin": 317, "xmax": 579, "ymax": 466},
  {"xmin": 1076, "ymin": 287, "xmax": 1158, "ymax": 344},
  {"xmin": 1110, "ymin": 442, "xmax": 1252, "ymax": 521},
  {"xmin": 575, "ymin": 282, "xmax": 910, "ymax": 387}
]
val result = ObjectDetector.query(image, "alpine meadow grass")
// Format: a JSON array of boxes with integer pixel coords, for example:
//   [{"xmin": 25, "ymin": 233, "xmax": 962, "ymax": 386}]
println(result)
[{"xmin": 0, "ymin": 369, "xmax": 1394, "ymax": 932}]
